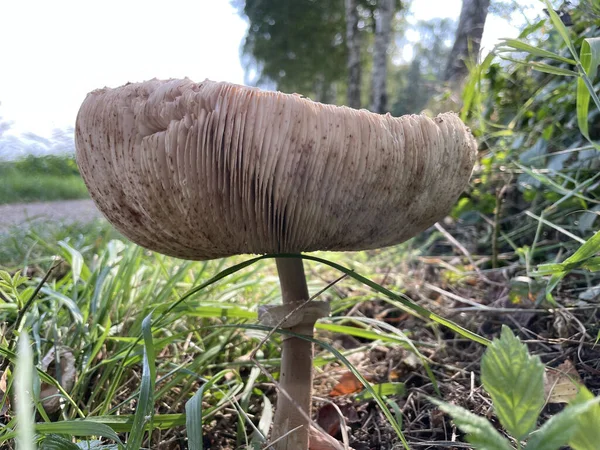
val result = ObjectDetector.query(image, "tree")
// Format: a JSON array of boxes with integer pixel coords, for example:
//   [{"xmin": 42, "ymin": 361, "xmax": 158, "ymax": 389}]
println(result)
[
  {"xmin": 345, "ymin": 0, "xmax": 362, "ymax": 108},
  {"xmin": 390, "ymin": 18, "xmax": 454, "ymax": 116},
  {"xmin": 370, "ymin": 0, "xmax": 395, "ymax": 113},
  {"xmin": 236, "ymin": 0, "xmax": 347, "ymax": 102},
  {"xmin": 444, "ymin": 0, "xmax": 490, "ymax": 84}
]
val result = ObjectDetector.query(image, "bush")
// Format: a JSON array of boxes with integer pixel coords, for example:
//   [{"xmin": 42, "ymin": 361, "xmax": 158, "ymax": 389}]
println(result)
[{"xmin": 0, "ymin": 155, "xmax": 88, "ymax": 204}]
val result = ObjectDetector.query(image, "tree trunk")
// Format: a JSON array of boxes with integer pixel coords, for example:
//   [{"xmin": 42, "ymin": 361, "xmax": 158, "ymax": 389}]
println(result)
[
  {"xmin": 345, "ymin": 0, "xmax": 361, "ymax": 109},
  {"xmin": 444, "ymin": 0, "xmax": 490, "ymax": 85},
  {"xmin": 370, "ymin": 0, "xmax": 394, "ymax": 113}
]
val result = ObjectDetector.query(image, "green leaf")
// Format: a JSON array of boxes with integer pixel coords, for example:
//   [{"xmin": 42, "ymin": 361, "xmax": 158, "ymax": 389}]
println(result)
[
  {"xmin": 36, "ymin": 421, "xmax": 123, "ymax": 445},
  {"xmin": 497, "ymin": 38, "xmax": 576, "ymax": 64},
  {"xmin": 526, "ymin": 396, "xmax": 600, "ymax": 450},
  {"xmin": 568, "ymin": 387, "xmax": 600, "ymax": 450},
  {"xmin": 582, "ymin": 257, "xmax": 600, "ymax": 272},
  {"xmin": 429, "ymin": 398, "xmax": 513, "ymax": 450},
  {"xmin": 481, "ymin": 326, "xmax": 544, "ymax": 440},
  {"xmin": 79, "ymin": 414, "xmax": 186, "ymax": 433},
  {"xmin": 126, "ymin": 314, "xmax": 156, "ymax": 450},
  {"xmin": 564, "ymin": 230, "xmax": 600, "ymax": 266},
  {"xmin": 542, "ymin": 0, "xmax": 577, "ymax": 58},
  {"xmin": 496, "ymin": 55, "xmax": 578, "ymax": 77},
  {"xmin": 355, "ymin": 382, "xmax": 406, "ymax": 401},
  {"xmin": 576, "ymin": 38, "xmax": 600, "ymax": 144},
  {"xmin": 528, "ymin": 62, "xmax": 578, "ymax": 77},
  {"xmin": 535, "ymin": 228, "xmax": 600, "ymax": 299}
]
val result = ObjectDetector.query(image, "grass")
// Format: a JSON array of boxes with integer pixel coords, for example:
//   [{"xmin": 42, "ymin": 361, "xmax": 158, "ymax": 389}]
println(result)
[
  {"xmin": 0, "ymin": 171, "xmax": 88, "ymax": 204},
  {"xmin": 0, "ymin": 156, "xmax": 89, "ymax": 205},
  {"xmin": 1, "ymin": 220, "xmax": 467, "ymax": 449},
  {"xmin": 2, "ymin": 209, "xmax": 596, "ymax": 449}
]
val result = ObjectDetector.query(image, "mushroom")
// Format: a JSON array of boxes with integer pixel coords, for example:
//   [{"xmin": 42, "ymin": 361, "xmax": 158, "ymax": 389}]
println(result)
[{"xmin": 75, "ymin": 78, "xmax": 477, "ymax": 450}]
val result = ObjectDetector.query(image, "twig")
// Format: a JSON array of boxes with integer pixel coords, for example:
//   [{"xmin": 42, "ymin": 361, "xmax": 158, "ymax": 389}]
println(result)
[
  {"xmin": 433, "ymin": 223, "xmax": 503, "ymax": 287},
  {"xmin": 492, "ymin": 185, "xmax": 509, "ymax": 269}
]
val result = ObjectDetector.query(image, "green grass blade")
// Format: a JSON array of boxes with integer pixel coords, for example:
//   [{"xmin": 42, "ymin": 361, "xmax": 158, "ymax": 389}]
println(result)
[
  {"xmin": 328, "ymin": 316, "xmax": 440, "ymax": 395},
  {"xmin": 126, "ymin": 314, "xmax": 156, "ymax": 450},
  {"xmin": 527, "ymin": 62, "xmax": 578, "ymax": 77},
  {"xmin": 542, "ymin": 0, "xmax": 577, "ymax": 58},
  {"xmin": 58, "ymin": 241, "xmax": 88, "ymax": 284},
  {"xmin": 185, "ymin": 370, "xmax": 233, "ymax": 450},
  {"xmin": 316, "ymin": 322, "xmax": 412, "ymax": 346},
  {"xmin": 36, "ymin": 422, "xmax": 123, "ymax": 446},
  {"xmin": 576, "ymin": 38, "xmax": 600, "ymax": 146},
  {"xmin": 253, "ymin": 395, "xmax": 273, "ymax": 445},
  {"xmin": 154, "ymin": 256, "xmax": 265, "ymax": 328},
  {"xmin": 16, "ymin": 333, "xmax": 35, "ymax": 450},
  {"xmin": 535, "ymin": 229, "xmax": 600, "ymax": 299},
  {"xmin": 295, "ymin": 254, "xmax": 490, "ymax": 346},
  {"xmin": 154, "ymin": 254, "xmax": 488, "ymax": 346},
  {"xmin": 497, "ymin": 38, "xmax": 576, "ymax": 64},
  {"xmin": 81, "ymin": 414, "xmax": 186, "ymax": 433},
  {"xmin": 354, "ymin": 382, "xmax": 405, "ymax": 401}
]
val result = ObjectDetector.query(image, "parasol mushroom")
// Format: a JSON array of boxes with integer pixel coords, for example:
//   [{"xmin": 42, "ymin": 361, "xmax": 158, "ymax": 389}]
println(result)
[{"xmin": 75, "ymin": 78, "xmax": 477, "ymax": 450}]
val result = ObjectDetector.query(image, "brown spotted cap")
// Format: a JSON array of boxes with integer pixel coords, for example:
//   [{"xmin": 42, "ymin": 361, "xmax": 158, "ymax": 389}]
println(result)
[{"xmin": 75, "ymin": 78, "xmax": 477, "ymax": 260}]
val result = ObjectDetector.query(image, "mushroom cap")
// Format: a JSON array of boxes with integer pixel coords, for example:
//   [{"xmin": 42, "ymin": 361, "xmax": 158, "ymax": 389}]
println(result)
[{"xmin": 75, "ymin": 78, "xmax": 477, "ymax": 261}]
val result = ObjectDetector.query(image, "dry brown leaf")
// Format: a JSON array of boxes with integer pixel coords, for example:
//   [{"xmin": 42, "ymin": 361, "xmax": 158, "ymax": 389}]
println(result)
[
  {"xmin": 40, "ymin": 346, "xmax": 76, "ymax": 414},
  {"xmin": 0, "ymin": 371, "xmax": 8, "ymax": 416},
  {"xmin": 309, "ymin": 425, "xmax": 354, "ymax": 450},
  {"xmin": 316, "ymin": 402, "xmax": 360, "ymax": 438},
  {"xmin": 544, "ymin": 359, "xmax": 583, "ymax": 404},
  {"xmin": 329, "ymin": 372, "xmax": 366, "ymax": 397}
]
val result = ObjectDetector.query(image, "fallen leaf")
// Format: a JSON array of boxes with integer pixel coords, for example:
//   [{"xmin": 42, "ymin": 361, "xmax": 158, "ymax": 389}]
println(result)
[
  {"xmin": 329, "ymin": 372, "xmax": 365, "ymax": 397},
  {"xmin": 316, "ymin": 402, "xmax": 360, "ymax": 437},
  {"xmin": 309, "ymin": 425, "xmax": 352, "ymax": 450},
  {"xmin": 40, "ymin": 346, "xmax": 76, "ymax": 414},
  {"xmin": 0, "ymin": 371, "xmax": 9, "ymax": 416},
  {"xmin": 544, "ymin": 359, "xmax": 583, "ymax": 404}
]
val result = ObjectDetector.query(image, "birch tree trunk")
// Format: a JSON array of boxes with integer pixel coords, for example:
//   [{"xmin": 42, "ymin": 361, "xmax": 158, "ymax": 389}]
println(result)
[
  {"xmin": 444, "ymin": 0, "xmax": 490, "ymax": 85},
  {"xmin": 370, "ymin": 0, "xmax": 394, "ymax": 113},
  {"xmin": 345, "ymin": 0, "xmax": 361, "ymax": 109}
]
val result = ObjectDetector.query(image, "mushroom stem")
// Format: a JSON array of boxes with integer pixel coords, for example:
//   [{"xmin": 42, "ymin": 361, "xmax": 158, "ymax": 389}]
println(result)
[{"xmin": 272, "ymin": 257, "xmax": 315, "ymax": 450}]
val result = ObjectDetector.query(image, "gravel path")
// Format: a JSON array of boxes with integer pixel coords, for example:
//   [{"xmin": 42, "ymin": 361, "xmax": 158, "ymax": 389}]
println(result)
[{"xmin": 0, "ymin": 199, "xmax": 103, "ymax": 231}]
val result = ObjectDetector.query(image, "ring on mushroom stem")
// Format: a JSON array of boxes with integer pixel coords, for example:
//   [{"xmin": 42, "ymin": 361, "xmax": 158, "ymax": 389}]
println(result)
[{"xmin": 75, "ymin": 78, "xmax": 477, "ymax": 450}]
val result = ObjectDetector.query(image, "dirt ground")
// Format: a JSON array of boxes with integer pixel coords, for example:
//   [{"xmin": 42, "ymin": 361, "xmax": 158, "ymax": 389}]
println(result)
[{"xmin": 0, "ymin": 199, "xmax": 102, "ymax": 231}]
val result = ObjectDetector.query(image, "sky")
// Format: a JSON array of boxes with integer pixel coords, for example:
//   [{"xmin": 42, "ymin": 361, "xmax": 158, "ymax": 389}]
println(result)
[{"xmin": 0, "ymin": 0, "xmax": 542, "ymax": 140}]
